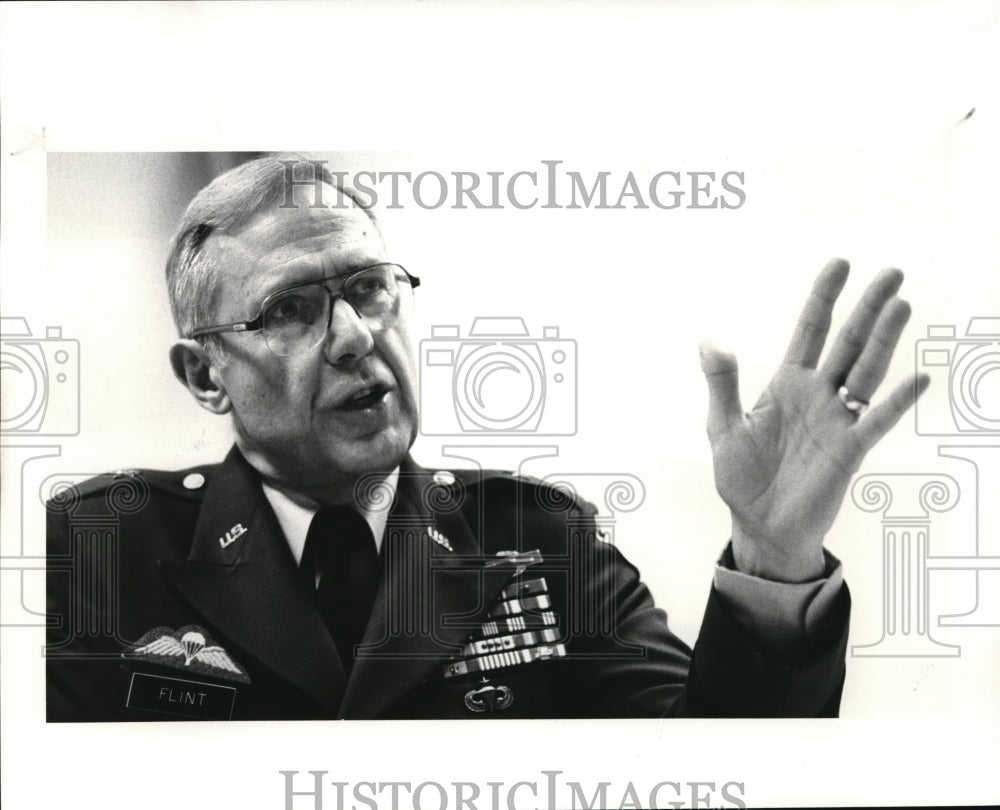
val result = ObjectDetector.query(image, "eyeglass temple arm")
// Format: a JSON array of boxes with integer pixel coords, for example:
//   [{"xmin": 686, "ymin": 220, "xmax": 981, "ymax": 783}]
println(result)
[{"xmin": 189, "ymin": 317, "xmax": 263, "ymax": 339}]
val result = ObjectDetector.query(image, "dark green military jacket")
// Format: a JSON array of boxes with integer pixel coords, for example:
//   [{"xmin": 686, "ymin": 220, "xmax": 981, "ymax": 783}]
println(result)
[{"xmin": 47, "ymin": 446, "xmax": 849, "ymax": 721}]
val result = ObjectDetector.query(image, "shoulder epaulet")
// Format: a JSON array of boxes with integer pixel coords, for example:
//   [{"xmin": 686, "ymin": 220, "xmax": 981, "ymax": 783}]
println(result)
[
  {"xmin": 441, "ymin": 467, "xmax": 597, "ymax": 517},
  {"xmin": 46, "ymin": 464, "xmax": 217, "ymax": 507},
  {"xmin": 446, "ymin": 467, "xmax": 515, "ymax": 486}
]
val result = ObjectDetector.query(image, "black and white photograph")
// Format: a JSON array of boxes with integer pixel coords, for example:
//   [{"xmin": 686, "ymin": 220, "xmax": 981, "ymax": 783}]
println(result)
[{"xmin": 2, "ymin": 2, "xmax": 998, "ymax": 809}]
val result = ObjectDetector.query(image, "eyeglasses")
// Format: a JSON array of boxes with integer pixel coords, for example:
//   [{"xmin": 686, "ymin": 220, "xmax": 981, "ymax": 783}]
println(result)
[{"xmin": 189, "ymin": 263, "xmax": 420, "ymax": 357}]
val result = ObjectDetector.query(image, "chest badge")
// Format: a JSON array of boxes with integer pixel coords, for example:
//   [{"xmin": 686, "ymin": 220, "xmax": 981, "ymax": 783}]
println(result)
[
  {"xmin": 464, "ymin": 677, "xmax": 513, "ymax": 713},
  {"xmin": 123, "ymin": 625, "xmax": 251, "ymax": 684}
]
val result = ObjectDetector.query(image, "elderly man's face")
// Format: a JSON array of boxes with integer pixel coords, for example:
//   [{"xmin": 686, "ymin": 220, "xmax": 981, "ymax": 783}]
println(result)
[{"xmin": 204, "ymin": 186, "xmax": 418, "ymax": 496}]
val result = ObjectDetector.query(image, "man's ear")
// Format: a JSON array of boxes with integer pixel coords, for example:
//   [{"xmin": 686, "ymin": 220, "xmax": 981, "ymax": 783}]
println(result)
[{"xmin": 169, "ymin": 339, "xmax": 232, "ymax": 415}]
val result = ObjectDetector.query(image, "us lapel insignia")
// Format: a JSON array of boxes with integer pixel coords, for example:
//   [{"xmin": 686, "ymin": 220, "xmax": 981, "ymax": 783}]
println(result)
[
  {"xmin": 464, "ymin": 677, "xmax": 513, "ymax": 713},
  {"xmin": 219, "ymin": 522, "xmax": 247, "ymax": 549},
  {"xmin": 123, "ymin": 625, "xmax": 251, "ymax": 684},
  {"xmin": 427, "ymin": 525, "xmax": 453, "ymax": 552}
]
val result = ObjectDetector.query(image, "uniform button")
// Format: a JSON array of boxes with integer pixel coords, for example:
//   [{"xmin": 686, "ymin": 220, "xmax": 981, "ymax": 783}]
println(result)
[
  {"xmin": 183, "ymin": 473, "xmax": 206, "ymax": 490},
  {"xmin": 433, "ymin": 470, "xmax": 456, "ymax": 486}
]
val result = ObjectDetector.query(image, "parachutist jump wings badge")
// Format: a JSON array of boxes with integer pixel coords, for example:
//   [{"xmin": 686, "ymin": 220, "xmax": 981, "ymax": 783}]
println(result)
[{"xmin": 123, "ymin": 625, "xmax": 251, "ymax": 684}]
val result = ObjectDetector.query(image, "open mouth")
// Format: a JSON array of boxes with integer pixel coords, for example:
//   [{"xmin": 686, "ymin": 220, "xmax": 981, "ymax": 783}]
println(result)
[{"xmin": 339, "ymin": 384, "xmax": 390, "ymax": 410}]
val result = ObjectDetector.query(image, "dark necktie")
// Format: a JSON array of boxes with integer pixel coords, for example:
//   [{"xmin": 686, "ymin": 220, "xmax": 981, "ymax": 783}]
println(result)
[{"xmin": 301, "ymin": 505, "xmax": 379, "ymax": 673}]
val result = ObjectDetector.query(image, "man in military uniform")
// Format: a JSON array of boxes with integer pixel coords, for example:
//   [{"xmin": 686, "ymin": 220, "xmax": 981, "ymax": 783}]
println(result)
[{"xmin": 46, "ymin": 156, "xmax": 926, "ymax": 720}]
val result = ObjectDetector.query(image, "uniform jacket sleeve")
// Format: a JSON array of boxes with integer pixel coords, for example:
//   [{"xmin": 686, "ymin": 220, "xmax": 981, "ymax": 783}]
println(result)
[{"xmin": 459, "ymin": 472, "xmax": 850, "ymax": 718}]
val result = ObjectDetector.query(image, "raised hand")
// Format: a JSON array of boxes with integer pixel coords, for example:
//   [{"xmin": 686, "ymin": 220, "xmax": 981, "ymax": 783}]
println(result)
[{"xmin": 699, "ymin": 258, "xmax": 930, "ymax": 582}]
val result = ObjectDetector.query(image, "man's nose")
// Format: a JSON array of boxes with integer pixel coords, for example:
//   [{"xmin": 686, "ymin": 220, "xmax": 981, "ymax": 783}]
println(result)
[{"xmin": 322, "ymin": 297, "xmax": 375, "ymax": 365}]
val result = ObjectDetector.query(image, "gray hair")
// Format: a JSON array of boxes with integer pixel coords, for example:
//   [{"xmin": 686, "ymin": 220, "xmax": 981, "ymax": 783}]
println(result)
[{"xmin": 165, "ymin": 154, "xmax": 380, "ymax": 346}]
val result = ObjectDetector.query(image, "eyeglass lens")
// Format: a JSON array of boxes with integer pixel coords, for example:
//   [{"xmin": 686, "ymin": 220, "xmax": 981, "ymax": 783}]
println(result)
[{"xmin": 261, "ymin": 265, "xmax": 413, "ymax": 356}]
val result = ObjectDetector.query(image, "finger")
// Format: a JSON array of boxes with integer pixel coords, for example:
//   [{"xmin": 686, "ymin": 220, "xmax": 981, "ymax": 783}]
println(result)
[
  {"xmin": 820, "ymin": 267, "xmax": 904, "ymax": 382},
  {"xmin": 699, "ymin": 341, "xmax": 743, "ymax": 439},
  {"xmin": 854, "ymin": 373, "xmax": 930, "ymax": 452},
  {"xmin": 783, "ymin": 257, "xmax": 851, "ymax": 368},
  {"xmin": 842, "ymin": 297, "xmax": 912, "ymax": 402}
]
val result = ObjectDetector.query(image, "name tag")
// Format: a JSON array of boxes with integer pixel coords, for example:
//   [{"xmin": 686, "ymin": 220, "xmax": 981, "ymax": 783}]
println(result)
[{"xmin": 126, "ymin": 672, "xmax": 237, "ymax": 720}]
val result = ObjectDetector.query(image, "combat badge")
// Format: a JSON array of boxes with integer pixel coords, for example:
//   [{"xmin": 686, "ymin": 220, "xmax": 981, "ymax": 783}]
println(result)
[
  {"xmin": 464, "ymin": 677, "xmax": 514, "ymax": 713},
  {"xmin": 123, "ymin": 625, "xmax": 251, "ymax": 684}
]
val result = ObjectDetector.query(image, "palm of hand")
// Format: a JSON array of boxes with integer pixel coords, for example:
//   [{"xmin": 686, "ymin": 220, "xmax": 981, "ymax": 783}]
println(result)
[
  {"xmin": 712, "ymin": 366, "xmax": 859, "ymax": 553},
  {"xmin": 700, "ymin": 259, "xmax": 928, "ymax": 581}
]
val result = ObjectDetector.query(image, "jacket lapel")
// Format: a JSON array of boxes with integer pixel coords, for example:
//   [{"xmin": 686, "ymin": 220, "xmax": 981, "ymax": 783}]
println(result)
[
  {"xmin": 158, "ymin": 446, "xmax": 347, "ymax": 712},
  {"xmin": 339, "ymin": 459, "xmax": 516, "ymax": 719}
]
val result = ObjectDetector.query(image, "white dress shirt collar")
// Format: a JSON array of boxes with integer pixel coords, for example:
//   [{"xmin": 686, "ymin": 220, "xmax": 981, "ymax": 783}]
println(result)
[{"xmin": 260, "ymin": 468, "xmax": 400, "ymax": 566}]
